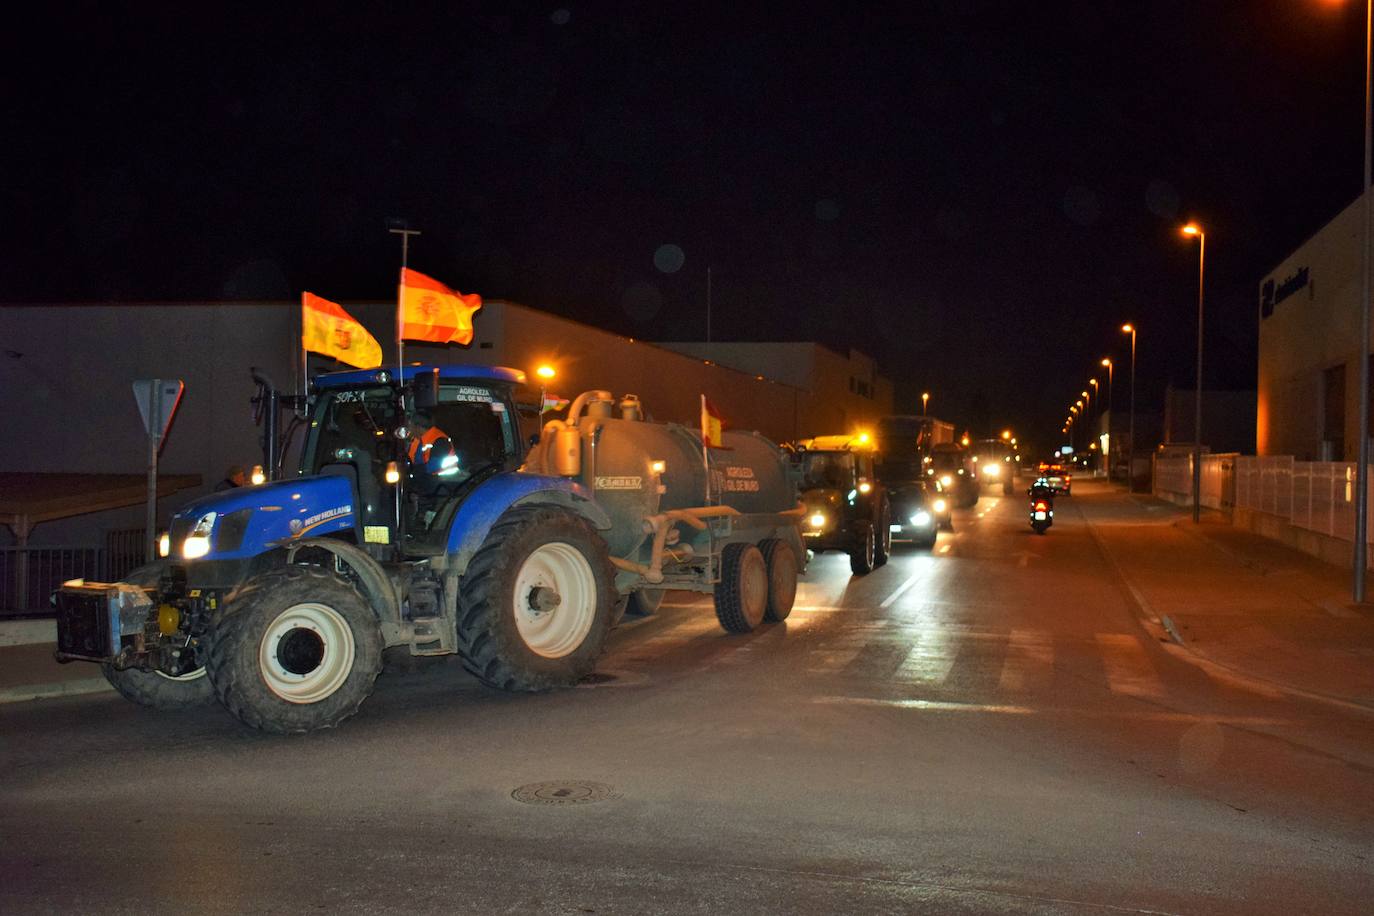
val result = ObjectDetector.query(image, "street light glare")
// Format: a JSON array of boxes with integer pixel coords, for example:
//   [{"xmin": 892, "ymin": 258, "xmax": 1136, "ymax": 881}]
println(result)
[
  {"xmin": 1121, "ymin": 324, "xmax": 1134, "ymax": 333},
  {"xmin": 1101, "ymin": 358, "xmax": 1111, "ymax": 367},
  {"xmin": 1182, "ymin": 223, "xmax": 1201, "ymax": 236},
  {"xmin": 536, "ymin": 365, "xmax": 556, "ymax": 379}
]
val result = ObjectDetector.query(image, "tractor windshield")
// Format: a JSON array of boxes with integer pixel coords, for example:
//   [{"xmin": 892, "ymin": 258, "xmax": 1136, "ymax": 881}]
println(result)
[{"xmin": 797, "ymin": 451, "xmax": 855, "ymax": 490}]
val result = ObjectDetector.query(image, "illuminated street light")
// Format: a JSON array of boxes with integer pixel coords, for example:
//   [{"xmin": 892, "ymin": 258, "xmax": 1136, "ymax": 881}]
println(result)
[
  {"xmin": 535, "ymin": 364, "xmax": 556, "ymax": 380},
  {"xmin": 1001, "ymin": 429, "xmax": 1011, "ymax": 440},
  {"xmin": 1101, "ymin": 358, "xmax": 1115, "ymax": 478},
  {"xmin": 1181, "ymin": 223, "xmax": 1205, "ymax": 524},
  {"xmin": 922, "ymin": 392, "xmax": 930, "ymax": 416}
]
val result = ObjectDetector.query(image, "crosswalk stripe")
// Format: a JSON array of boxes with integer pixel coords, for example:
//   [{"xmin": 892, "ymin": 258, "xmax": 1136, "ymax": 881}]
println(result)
[
  {"xmin": 998, "ymin": 628, "xmax": 1055, "ymax": 692},
  {"xmin": 894, "ymin": 631, "xmax": 958, "ymax": 684},
  {"xmin": 1095, "ymin": 633, "xmax": 1165, "ymax": 698}
]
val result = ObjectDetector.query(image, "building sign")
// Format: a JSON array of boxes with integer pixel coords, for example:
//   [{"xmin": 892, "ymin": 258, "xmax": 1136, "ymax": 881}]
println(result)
[{"xmin": 1260, "ymin": 266, "xmax": 1309, "ymax": 319}]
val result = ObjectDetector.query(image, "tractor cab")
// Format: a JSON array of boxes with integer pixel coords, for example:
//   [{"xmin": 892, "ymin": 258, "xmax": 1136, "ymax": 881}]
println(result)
[{"xmin": 302, "ymin": 365, "xmax": 526, "ymax": 556}]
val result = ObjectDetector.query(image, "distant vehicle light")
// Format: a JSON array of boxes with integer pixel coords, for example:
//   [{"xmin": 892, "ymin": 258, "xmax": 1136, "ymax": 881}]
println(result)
[
  {"xmin": 912, "ymin": 511, "xmax": 932, "ymax": 527},
  {"xmin": 933, "ymin": 499, "xmax": 948, "ymax": 513},
  {"xmin": 809, "ymin": 513, "xmax": 827, "ymax": 528},
  {"xmin": 983, "ymin": 464, "xmax": 1000, "ymax": 477},
  {"xmin": 940, "ymin": 475, "xmax": 953, "ymax": 487},
  {"xmin": 858, "ymin": 481, "xmax": 872, "ymax": 493}
]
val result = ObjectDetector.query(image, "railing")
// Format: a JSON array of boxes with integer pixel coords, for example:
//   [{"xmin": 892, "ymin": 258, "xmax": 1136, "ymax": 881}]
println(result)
[
  {"xmin": 1152, "ymin": 453, "xmax": 1236, "ymax": 510},
  {"xmin": 0, "ymin": 530, "xmax": 149, "ymax": 617},
  {"xmin": 1234, "ymin": 456, "xmax": 1374, "ymax": 544}
]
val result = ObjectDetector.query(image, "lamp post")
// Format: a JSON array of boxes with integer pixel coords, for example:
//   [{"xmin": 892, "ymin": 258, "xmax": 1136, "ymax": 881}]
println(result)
[
  {"xmin": 1101, "ymin": 358, "xmax": 1114, "ymax": 478},
  {"xmin": 1358, "ymin": 0, "xmax": 1373, "ymax": 602},
  {"xmin": 1089, "ymin": 378, "xmax": 1100, "ymax": 472},
  {"xmin": 1122, "ymin": 324, "xmax": 1137, "ymax": 489},
  {"xmin": 1183, "ymin": 223, "xmax": 1205, "ymax": 524}
]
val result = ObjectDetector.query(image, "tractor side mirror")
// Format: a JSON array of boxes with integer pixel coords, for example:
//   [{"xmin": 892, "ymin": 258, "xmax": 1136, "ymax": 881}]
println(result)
[{"xmin": 414, "ymin": 369, "xmax": 439, "ymax": 410}]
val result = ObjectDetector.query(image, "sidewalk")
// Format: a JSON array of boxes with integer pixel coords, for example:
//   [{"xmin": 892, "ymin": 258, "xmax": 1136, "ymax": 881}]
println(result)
[
  {"xmin": 1086, "ymin": 493, "xmax": 1374, "ymax": 712},
  {"xmin": 0, "ymin": 627, "xmax": 113, "ymax": 703}
]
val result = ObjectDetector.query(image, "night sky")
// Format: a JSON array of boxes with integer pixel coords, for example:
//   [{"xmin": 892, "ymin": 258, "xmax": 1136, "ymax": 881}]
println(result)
[{"xmin": 3, "ymin": 1, "xmax": 1367, "ymax": 450}]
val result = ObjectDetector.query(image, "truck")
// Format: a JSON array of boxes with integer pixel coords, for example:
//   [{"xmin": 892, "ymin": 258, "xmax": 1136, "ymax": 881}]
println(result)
[{"xmin": 54, "ymin": 366, "xmax": 804, "ymax": 733}]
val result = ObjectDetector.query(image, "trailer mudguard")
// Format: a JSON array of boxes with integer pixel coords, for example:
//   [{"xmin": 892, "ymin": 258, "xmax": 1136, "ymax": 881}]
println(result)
[{"xmin": 442, "ymin": 473, "xmax": 612, "ymax": 576}]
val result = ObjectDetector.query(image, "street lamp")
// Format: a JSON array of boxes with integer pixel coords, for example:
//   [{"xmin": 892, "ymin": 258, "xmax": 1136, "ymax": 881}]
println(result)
[
  {"xmin": 1101, "ymin": 358, "xmax": 1115, "ymax": 479},
  {"xmin": 1358, "ymin": 0, "xmax": 1374, "ymax": 601},
  {"xmin": 922, "ymin": 392, "xmax": 930, "ymax": 416},
  {"xmin": 1182, "ymin": 223, "xmax": 1205, "ymax": 524},
  {"xmin": 1122, "ymin": 324, "xmax": 1137, "ymax": 489},
  {"xmin": 536, "ymin": 364, "xmax": 557, "ymax": 415}
]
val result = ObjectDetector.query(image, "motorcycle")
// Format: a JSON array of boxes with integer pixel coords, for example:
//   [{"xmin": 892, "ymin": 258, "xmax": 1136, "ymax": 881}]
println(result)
[{"xmin": 1028, "ymin": 480, "xmax": 1055, "ymax": 534}]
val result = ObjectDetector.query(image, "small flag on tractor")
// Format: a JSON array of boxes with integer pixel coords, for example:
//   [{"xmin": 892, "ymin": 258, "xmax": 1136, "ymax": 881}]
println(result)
[
  {"xmin": 398, "ymin": 268, "xmax": 483, "ymax": 345},
  {"xmin": 541, "ymin": 393, "xmax": 570, "ymax": 414},
  {"xmin": 301, "ymin": 292, "xmax": 383, "ymax": 369},
  {"xmin": 701, "ymin": 395, "xmax": 725, "ymax": 448}
]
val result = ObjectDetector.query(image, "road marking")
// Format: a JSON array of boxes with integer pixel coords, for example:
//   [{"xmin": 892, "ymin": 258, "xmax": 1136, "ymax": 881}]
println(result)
[
  {"xmin": 1322, "ymin": 600, "xmax": 1360, "ymax": 619},
  {"xmin": 807, "ymin": 646, "xmax": 865, "ymax": 673},
  {"xmin": 1096, "ymin": 633, "xmax": 1165, "ymax": 698},
  {"xmin": 879, "ymin": 571, "xmax": 925, "ymax": 608},
  {"xmin": 815, "ymin": 696, "xmax": 1035, "ymax": 714},
  {"xmin": 894, "ymin": 631, "xmax": 957, "ymax": 684},
  {"xmin": 998, "ymin": 628, "xmax": 1054, "ymax": 692},
  {"xmin": 938, "ymin": 544, "xmax": 952, "ymax": 555}
]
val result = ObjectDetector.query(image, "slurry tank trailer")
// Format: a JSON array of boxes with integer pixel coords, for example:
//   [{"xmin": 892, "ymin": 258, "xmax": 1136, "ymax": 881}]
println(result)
[{"xmin": 55, "ymin": 366, "xmax": 804, "ymax": 733}]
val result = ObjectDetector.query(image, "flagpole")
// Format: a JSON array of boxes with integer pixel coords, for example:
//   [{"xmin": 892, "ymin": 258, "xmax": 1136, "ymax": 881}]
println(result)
[
  {"xmin": 389, "ymin": 228, "xmax": 420, "ymax": 380},
  {"xmin": 297, "ymin": 293, "xmax": 307, "ymax": 412}
]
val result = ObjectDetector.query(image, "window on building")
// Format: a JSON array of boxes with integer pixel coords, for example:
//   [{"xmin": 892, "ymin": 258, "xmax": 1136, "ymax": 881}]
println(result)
[{"xmin": 1324, "ymin": 364, "xmax": 1345, "ymax": 460}]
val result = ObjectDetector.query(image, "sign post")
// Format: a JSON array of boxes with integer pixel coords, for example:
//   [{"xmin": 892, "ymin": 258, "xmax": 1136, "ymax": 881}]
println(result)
[{"xmin": 132, "ymin": 379, "xmax": 184, "ymax": 564}]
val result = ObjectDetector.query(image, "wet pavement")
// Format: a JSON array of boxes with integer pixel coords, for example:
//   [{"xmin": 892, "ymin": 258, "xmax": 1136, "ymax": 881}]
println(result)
[{"xmin": 2, "ymin": 480, "xmax": 1372, "ymax": 914}]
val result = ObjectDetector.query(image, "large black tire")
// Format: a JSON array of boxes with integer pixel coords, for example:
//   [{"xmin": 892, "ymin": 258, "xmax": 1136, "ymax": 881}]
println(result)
[
  {"xmin": 759, "ymin": 539, "xmax": 798, "ymax": 623},
  {"xmin": 714, "ymin": 542, "xmax": 768, "ymax": 633},
  {"xmin": 457, "ymin": 506, "xmax": 616, "ymax": 691},
  {"xmin": 873, "ymin": 503, "xmax": 891, "ymax": 567},
  {"xmin": 626, "ymin": 588, "xmax": 665, "ymax": 617},
  {"xmin": 849, "ymin": 521, "xmax": 875, "ymax": 576},
  {"xmin": 205, "ymin": 566, "xmax": 383, "ymax": 734},
  {"xmin": 102, "ymin": 664, "xmax": 216, "ymax": 709},
  {"xmin": 101, "ymin": 560, "xmax": 215, "ymax": 709}
]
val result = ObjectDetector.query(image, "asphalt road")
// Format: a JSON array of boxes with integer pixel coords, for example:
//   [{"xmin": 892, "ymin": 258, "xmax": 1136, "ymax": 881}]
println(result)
[{"xmin": 2, "ymin": 480, "xmax": 1372, "ymax": 914}]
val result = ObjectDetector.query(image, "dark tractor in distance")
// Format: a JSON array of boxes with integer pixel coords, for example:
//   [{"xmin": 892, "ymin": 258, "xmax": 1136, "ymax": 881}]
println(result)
[
  {"xmin": 926, "ymin": 442, "xmax": 979, "ymax": 509},
  {"xmin": 789, "ymin": 435, "xmax": 891, "ymax": 575},
  {"xmin": 971, "ymin": 438, "xmax": 1017, "ymax": 495}
]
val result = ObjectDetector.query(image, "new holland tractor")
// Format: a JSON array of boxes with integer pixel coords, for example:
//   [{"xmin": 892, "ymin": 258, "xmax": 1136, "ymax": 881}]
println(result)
[{"xmin": 55, "ymin": 366, "xmax": 804, "ymax": 733}]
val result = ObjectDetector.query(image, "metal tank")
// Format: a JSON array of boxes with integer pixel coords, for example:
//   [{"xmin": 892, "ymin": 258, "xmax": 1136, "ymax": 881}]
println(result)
[{"xmin": 523, "ymin": 391, "xmax": 804, "ymax": 593}]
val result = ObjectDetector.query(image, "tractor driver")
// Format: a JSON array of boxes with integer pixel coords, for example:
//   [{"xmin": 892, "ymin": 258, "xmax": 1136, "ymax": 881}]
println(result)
[{"xmin": 406, "ymin": 410, "xmax": 454, "ymax": 474}]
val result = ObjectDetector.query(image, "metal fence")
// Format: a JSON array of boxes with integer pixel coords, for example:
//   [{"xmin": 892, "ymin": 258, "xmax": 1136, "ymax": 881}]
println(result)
[
  {"xmin": 1232, "ymin": 456, "xmax": 1374, "ymax": 543},
  {"xmin": 1153, "ymin": 453, "xmax": 1236, "ymax": 510},
  {"xmin": 0, "ymin": 528, "xmax": 148, "ymax": 617}
]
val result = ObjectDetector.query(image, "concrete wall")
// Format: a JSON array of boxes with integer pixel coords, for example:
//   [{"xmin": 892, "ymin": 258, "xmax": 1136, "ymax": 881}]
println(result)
[
  {"xmin": 1258, "ymin": 191, "xmax": 1366, "ymax": 459},
  {"xmin": 656, "ymin": 340, "xmax": 894, "ymax": 436},
  {"xmin": 1, "ymin": 303, "xmax": 300, "ymax": 546},
  {"xmin": 1161, "ymin": 388, "xmax": 1257, "ymax": 454}
]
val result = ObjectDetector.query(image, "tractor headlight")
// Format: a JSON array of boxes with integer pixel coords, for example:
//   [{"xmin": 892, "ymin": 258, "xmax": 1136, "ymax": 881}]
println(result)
[
  {"xmin": 911, "ymin": 511, "xmax": 932, "ymax": 527},
  {"xmin": 182, "ymin": 511, "xmax": 216, "ymax": 560},
  {"xmin": 158, "ymin": 532, "xmax": 170, "ymax": 558},
  {"xmin": 809, "ymin": 512, "xmax": 827, "ymax": 529},
  {"xmin": 940, "ymin": 475, "xmax": 953, "ymax": 487},
  {"xmin": 933, "ymin": 498, "xmax": 948, "ymax": 514},
  {"xmin": 983, "ymin": 463, "xmax": 1000, "ymax": 477}
]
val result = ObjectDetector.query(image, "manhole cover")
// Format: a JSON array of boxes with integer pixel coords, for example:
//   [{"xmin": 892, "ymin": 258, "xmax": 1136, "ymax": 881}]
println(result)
[{"xmin": 511, "ymin": 780, "xmax": 620, "ymax": 806}]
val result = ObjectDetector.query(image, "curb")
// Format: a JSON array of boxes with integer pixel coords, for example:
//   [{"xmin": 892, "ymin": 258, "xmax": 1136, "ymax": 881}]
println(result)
[{"xmin": 0, "ymin": 678, "xmax": 113, "ymax": 705}]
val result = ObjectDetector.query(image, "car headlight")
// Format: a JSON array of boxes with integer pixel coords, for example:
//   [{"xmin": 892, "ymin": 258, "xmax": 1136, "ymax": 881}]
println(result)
[
  {"xmin": 182, "ymin": 511, "xmax": 216, "ymax": 560},
  {"xmin": 983, "ymin": 464, "xmax": 1000, "ymax": 477},
  {"xmin": 933, "ymin": 498, "xmax": 948, "ymax": 513},
  {"xmin": 940, "ymin": 475, "xmax": 953, "ymax": 487},
  {"xmin": 809, "ymin": 512, "xmax": 827, "ymax": 528},
  {"xmin": 911, "ymin": 511, "xmax": 932, "ymax": 527}
]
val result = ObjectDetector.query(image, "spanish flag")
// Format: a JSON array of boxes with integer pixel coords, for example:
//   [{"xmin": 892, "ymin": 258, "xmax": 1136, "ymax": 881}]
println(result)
[
  {"xmin": 301, "ymin": 293, "xmax": 383, "ymax": 369},
  {"xmin": 701, "ymin": 395, "xmax": 725, "ymax": 449},
  {"xmin": 398, "ymin": 268, "xmax": 483, "ymax": 345}
]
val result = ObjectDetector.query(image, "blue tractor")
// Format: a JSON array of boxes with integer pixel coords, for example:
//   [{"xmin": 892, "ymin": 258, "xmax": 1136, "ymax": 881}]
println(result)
[{"xmin": 55, "ymin": 365, "xmax": 804, "ymax": 733}]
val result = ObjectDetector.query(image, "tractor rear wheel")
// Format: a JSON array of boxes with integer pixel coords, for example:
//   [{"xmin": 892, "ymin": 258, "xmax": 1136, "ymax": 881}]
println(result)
[{"xmin": 457, "ymin": 507, "xmax": 616, "ymax": 691}]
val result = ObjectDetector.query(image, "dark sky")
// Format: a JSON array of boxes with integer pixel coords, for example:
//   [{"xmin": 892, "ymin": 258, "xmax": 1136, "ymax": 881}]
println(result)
[{"xmin": 2, "ymin": 1, "xmax": 1366, "ymax": 449}]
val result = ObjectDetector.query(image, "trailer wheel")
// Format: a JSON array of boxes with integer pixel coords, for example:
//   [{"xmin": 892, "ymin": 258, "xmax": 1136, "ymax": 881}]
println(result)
[
  {"xmin": 205, "ymin": 566, "xmax": 383, "ymax": 734},
  {"xmin": 873, "ymin": 504, "xmax": 892, "ymax": 567},
  {"xmin": 626, "ymin": 588, "xmax": 665, "ymax": 617},
  {"xmin": 850, "ymin": 521, "xmax": 875, "ymax": 576},
  {"xmin": 714, "ymin": 543, "xmax": 768, "ymax": 633},
  {"xmin": 759, "ymin": 539, "xmax": 798, "ymax": 622},
  {"xmin": 458, "ymin": 506, "xmax": 615, "ymax": 691}
]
